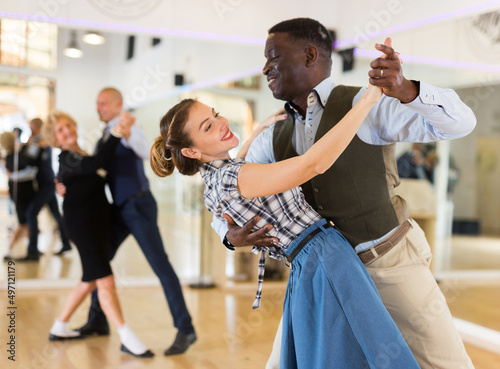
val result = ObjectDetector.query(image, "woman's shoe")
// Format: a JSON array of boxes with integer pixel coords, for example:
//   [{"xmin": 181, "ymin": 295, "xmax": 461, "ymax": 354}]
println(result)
[
  {"xmin": 49, "ymin": 318, "xmax": 86, "ymax": 341},
  {"xmin": 120, "ymin": 344, "xmax": 155, "ymax": 358},
  {"xmin": 49, "ymin": 332, "xmax": 86, "ymax": 341}
]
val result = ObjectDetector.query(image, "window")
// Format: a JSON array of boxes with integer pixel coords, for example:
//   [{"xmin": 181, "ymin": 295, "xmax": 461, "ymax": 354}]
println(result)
[{"xmin": 0, "ymin": 19, "xmax": 58, "ymax": 70}]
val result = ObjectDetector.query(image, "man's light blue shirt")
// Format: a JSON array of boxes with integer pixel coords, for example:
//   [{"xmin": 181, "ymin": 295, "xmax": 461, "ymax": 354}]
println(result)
[
  {"xmin": 106, "ymin": 115, "xmax": 150, "ymax": 160},
  {"xmin": 215, "ymin": 77, "xmax": 476, "ymax": 251}
]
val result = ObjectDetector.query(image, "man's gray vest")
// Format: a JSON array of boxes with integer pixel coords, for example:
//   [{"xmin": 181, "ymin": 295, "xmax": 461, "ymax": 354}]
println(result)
[{"xmin": 273, "ymin": 85, "xmax": 410, "ymax": 246}]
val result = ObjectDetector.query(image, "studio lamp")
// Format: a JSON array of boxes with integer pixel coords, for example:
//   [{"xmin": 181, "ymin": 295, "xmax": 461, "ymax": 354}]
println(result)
[{"xmin": 82, "ymin": 31, "xmax": 106, "ymax": 45}]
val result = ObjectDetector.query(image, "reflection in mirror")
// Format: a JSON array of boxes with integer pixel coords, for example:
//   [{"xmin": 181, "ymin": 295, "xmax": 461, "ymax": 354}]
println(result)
[{"xmin": 341, "ymin": 9, "xmax": 500, "ymax": 280}]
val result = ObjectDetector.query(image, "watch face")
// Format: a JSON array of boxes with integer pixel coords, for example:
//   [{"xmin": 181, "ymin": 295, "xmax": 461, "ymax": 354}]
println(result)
[{"xmin": 464, "ymin": 11, "xmax": 500, "ymax": 63}]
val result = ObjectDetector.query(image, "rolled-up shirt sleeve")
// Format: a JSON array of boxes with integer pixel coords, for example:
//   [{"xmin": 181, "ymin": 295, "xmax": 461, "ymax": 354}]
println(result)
[
  {"xmin": 245, "ymin": 124, "xmax": 277, "ymax": 164},
  {"xmin": 211, "ymin": 217, "xmax": 228, "ymax": 242},
  {"xmin": 356, "ymin": 81, "xmax": 477, "ymax": 145},
  {"xmin": 121, "ymin": 125, "xmax": 150, "ymax": 160}
]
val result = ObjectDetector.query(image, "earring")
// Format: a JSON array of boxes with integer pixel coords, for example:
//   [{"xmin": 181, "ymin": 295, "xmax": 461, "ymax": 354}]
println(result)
[{"xmin": 198, "ymin": 154, "xmax": 202, "ymax": 160}]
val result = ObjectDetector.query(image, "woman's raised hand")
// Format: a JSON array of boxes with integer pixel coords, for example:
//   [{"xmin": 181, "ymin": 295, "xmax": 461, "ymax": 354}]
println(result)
[
  {"xmin": 364, "ymin": 83, "xmax": 383, "ymax": 105},
  {"xmin": 236, "ymin": 108, "xmax": 288, "ymax": 158},
  {"xmin": 256, "ymin": 108, "xmax": 287, "ymax": 131}
]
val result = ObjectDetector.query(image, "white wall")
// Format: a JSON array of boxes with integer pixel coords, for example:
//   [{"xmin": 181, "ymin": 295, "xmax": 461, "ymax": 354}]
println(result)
[
  {"xmin": 1, "ymin": 0, "xmax": 340, "ymax": 39},
  {"xmin": 53, "ymin": 29, "xmax": 113, "ymax": 152},
  {"xmin": 3, "ymin": 0, "xmax": 490, "ymax": 42},
  {"xmin": 105, "ymin": 34, "xmax": 265, "ymax": 107}
]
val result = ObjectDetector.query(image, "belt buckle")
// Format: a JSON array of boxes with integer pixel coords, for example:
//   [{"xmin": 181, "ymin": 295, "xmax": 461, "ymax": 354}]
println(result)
[{"xmin": 369, "ymin": 247, "xmax": 379, "ymax": 259}]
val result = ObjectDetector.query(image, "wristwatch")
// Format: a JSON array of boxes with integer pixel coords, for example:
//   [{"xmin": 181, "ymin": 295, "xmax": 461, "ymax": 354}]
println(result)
[{"xmin": 222, "ymin": 235, "xmax": 235, "ymax": 251}]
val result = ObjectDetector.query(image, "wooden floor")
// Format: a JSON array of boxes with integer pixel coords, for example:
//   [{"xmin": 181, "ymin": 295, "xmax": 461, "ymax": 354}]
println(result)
[
  {"xmin": 1, "ymin": 284, "xmax": 285, "ymax": 369},
  {"xmin": 1, "ymin": 194, "xmax": 500, "ymax": 368},
  {"xmin": 0, "ymin": 282, "xmax": 499, "ymax": 369}
]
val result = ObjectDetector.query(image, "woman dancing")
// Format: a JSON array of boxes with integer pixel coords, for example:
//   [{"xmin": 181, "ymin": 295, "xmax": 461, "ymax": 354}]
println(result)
[
  {"xmin": 0, "ymin": 131, "xmax": 37, "ymax": 258},
  {"xmin": 43, "ymin": 111, "xmax": 153, "ymax": 358},
  {"xmin": 149, "ymin": 83, "xmax": 420, "ymax": 368}
]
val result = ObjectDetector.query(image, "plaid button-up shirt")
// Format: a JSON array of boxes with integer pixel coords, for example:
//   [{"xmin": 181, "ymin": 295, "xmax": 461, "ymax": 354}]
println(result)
[{"xmin": 200, "ymin": 158, "xmax": 321, "ymax": 308}]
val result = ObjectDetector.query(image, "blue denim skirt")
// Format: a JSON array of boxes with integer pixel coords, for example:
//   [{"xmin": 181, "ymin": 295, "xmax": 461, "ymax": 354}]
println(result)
[{"xmin": 280, "ymin": 219, "xmax": 419, "ymax": 369}]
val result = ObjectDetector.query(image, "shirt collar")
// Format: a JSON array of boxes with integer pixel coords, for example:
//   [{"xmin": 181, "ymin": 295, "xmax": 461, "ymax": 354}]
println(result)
[
  {"xmin": 311, "ymin": 76, "xmax": 336, "ymax": 109},
  {"xmin": 284, "ymin": 76, "xmax": 336, "ymax": 114},
  {"xmin": 106, "ymin": 115, "xmax": 121, "ymax": 129},
  {"xmin": 199, "ymin": 158, "xmax": 244, "ymax": 177}
]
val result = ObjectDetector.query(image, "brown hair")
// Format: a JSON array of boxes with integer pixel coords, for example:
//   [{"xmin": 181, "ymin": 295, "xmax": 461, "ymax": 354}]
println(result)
[
  {"xmin": 30, "ymin": 117, "xmax": 44, "ymax": 130},
  {"xmin": 0, "ymin": 131, "xmax": 16, "ymax": 153},
  {"xmin": 150, "ymin": 98, "xmax": 199, "ymax": 177},
  {"xmin": 43, "ymin": 111, "xmax": 78, "ymax": 147}
]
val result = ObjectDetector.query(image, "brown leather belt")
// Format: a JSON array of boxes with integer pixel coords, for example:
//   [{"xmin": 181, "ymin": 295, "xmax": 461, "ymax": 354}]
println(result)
[{"xmin": 358, "ymin": 220, "xmax": 412, "ymax": 265}]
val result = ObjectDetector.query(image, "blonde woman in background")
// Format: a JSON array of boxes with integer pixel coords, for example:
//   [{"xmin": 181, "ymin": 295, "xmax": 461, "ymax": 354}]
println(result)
[{"xmin": 42, "ymin": 111, "xmax": 153, "ymax": 358}]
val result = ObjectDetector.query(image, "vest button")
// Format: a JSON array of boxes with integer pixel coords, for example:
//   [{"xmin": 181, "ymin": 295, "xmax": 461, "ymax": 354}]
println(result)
[
  {"xmin": 313, "ymin": 188, "xmax": 319, "ymax": 193},
  {"xmin": 318, "ymin": 205, "xmax": 324, "ymax": 210}
]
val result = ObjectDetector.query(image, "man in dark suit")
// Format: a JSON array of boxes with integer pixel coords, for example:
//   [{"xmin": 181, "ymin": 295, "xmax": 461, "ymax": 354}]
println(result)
[{"xmin": 77, "ymin": 88, "xmax": 196, "ymax": 355}]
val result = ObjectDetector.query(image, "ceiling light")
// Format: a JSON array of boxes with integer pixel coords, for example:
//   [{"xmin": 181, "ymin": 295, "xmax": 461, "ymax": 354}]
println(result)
[
  {"xmin": 63, "ymin": 31, "xmax": 83, "ymax": 58},
  {"xmin": 82, "ymin": 31, "xmax": 105, "ymax": 45}
]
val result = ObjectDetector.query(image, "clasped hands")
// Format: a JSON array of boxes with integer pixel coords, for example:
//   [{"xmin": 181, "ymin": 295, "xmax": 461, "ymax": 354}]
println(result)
[{"xmin": 368, "ymin": 37, "xmax": 418, "ymax": 104}]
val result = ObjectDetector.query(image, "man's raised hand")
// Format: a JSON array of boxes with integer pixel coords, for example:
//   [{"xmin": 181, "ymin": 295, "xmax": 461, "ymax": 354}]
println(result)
[{"xmin": 368, "ymin": 37, "xmax": 418, "ymax": 103}]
